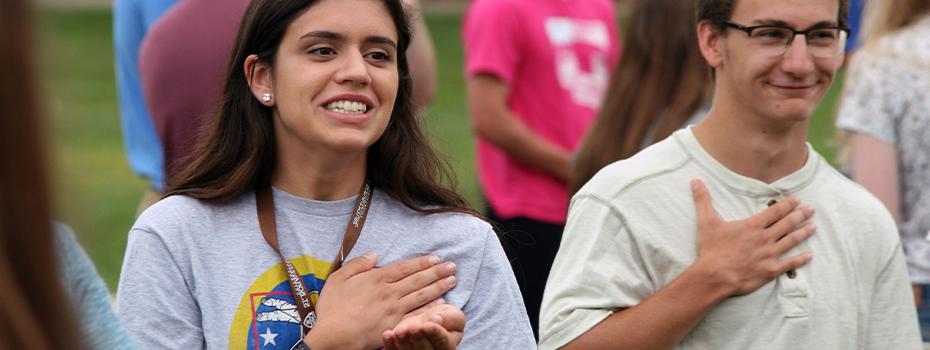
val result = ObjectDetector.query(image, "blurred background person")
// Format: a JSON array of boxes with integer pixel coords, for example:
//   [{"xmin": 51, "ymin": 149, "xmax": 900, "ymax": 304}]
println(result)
[
  {"xmin": 571, "ymin": 0, "xmax": 711, "ymax": 194},
  {"xmin": 138, "ymin": 0, "xmax": 250, "ymax": 194},
  {"xmin": 1, "ymin": 1, "xmax": 79, "ymax": 348},
  {"xmin": 845, "ymin": 0, "xmax": 866, "ymax": 62},
  {"xmin": 3, "ymin": 0, "xmax": 137, "ymax": 349},
  {"xmin": 405, "ymin": 0, "xmax": 439, "ymax": 112},
  {"xmin": 140, "ymin": 0, "xmax": 437, "ymax": 197},
  {"xmin": 463, "ymin": 0, "xmax": 621, "ymax": 337},
  {"xmin": 836, "ymin": 0, "xmax": 930, "ymax": 341},
  {"xmin": 113, "ymin": 0, "xmax": 176, "ymax": 212}
]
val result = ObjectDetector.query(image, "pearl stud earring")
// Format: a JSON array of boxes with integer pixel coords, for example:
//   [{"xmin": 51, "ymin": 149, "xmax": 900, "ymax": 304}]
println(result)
[{"xmin": 261, "ymin": 92, "xmax": 272, "ymax": 102}]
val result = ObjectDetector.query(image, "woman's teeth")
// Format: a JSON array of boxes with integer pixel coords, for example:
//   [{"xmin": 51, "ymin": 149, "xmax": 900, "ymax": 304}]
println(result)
[{"xmin": 325, "ymin": 100, "xmax": 367, "ymax": 114}]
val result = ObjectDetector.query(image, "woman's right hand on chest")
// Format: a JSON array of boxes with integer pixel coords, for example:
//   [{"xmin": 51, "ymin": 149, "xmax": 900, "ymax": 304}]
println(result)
[{"xmin": 305, "ymin": 252, "xmax": 458, "ymax": 350}]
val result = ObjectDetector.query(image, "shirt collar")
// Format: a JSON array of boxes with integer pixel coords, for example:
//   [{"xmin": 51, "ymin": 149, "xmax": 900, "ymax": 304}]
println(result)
[{"xmin": 674, "ymin": 126, "xmax": 821, "ymax": 198}]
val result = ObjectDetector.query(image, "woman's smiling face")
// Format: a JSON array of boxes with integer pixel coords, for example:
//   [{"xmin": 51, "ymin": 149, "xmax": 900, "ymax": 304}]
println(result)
[{"xmin": 261, "ymin": 0, "xmax": 399, "ymax": 155}]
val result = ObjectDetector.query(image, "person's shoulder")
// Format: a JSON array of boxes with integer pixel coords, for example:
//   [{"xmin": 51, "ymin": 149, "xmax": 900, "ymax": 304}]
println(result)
[
  {"xmin": 862, "ymin": 20, "xmax": 930, "ymax": 67},
  {"xmin": 379, "ymin": 195, "xmax": 492, "ymax": 234},
  {"xmin": 132, "ymin": 192, "xmax": 252, "ymax": 235},
  {"xmin": 817, "ymin": 162, "xmax": 885, "ymax": 211},
  {"xmin": 425, "ymin": 211, "xmax": 493, "ymax": 237},
  {"xmin": 376, "ymin": 193, "xmax": 493, "ymax": 244},
  {"xmin": 577, "ymin": 134, "xmax": 691, "ymax": 201},
  {"xmin": 812, "ymin": 158, "xmax": 897, "ymax": 232},
  {"xmin": 887, "ymin": 17, "xmax": 930, "ymax": 52},
  {"xmin": 466, "ymin": 0, "xmax": 525, "ymax": 17}
]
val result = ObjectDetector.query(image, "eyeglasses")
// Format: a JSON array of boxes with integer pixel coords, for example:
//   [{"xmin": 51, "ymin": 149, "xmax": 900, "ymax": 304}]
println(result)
[{"xmin": 722, "ymin": 21, "xmax": 850, "ymax": 59}]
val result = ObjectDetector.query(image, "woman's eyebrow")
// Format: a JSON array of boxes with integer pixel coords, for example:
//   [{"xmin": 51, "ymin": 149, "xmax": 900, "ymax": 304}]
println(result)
[
  {"xmin": 365, "ymin": 35, "xmax": 397, "ymax": 50},
  {"xmin": 300, "ymin": 30, "xmax": 344, "ymax": 41}
]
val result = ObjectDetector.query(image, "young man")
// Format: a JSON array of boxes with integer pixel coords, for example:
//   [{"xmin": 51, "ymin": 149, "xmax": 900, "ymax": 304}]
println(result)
[
  {"xmin": 538, "ymin": 0, "xmax": 922, "ymax": 349},
  {"xmin": 462, "ymin": 0, "xmax": 620, "ymax": 336}
]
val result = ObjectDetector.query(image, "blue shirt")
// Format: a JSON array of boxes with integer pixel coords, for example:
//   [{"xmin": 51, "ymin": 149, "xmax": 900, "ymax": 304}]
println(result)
[
  {"xmin": 113, "ymin": 0, "xmax": 176, "ymax": 191},
  {"xmin": 846, "ymin": 0, "xmax": 865, "ymax": 51},
  {"xmin": 54, "ymin": 223, "xmax": 138, "ymax": 350}
]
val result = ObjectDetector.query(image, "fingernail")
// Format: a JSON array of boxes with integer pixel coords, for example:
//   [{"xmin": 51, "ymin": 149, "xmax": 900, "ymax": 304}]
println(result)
[
  {"xmin": 445, "ymin": 262, "xmax": 456, "ymax": 273},
  {"xmin": 445, "ymin": 275, "xmax": 457, "ymax": 286},
  {"xmin": 431, "ymin": 314, "xmax": 444, "ymax": 324},
  {"xmin": 428, "ymin": 255, "xmax": 440, "ymax": 265},
  {"xmin": 436, "ymin": 298, "xmax": 446, "ymax": 304},
  {"xmin": 364, "ymin": 251, "xmax": 377, "ymax": 260}
]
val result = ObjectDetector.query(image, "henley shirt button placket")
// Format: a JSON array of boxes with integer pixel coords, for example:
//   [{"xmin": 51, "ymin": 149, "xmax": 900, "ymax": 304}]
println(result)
[{"xmin": 766, "ymin": 197, "xmax": 797, "ymax": 279}]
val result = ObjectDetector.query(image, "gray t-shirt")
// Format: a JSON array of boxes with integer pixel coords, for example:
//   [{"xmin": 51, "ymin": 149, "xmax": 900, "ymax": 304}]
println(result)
[
  {"xmin": 116, "ymin": 188, "xmax": 535, "ymax": 349},
  {"xmin": 836, "ymin": 15, "xmax": 930, "ymax": 284}
]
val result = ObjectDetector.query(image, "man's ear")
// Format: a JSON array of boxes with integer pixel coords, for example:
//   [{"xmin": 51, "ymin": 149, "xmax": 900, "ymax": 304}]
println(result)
[
  {"xmin": 697, "ymin": 21, "xmax": 725, "ymax": 70},
  {"xmin": 245, "ymin": 54, "xmax": 274, "ymax": 106}
]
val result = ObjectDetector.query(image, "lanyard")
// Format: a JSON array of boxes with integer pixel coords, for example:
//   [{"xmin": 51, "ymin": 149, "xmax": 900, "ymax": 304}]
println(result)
[{"xmin": 256, "ymin": 181, "xmax": 372, "ymax": 336}]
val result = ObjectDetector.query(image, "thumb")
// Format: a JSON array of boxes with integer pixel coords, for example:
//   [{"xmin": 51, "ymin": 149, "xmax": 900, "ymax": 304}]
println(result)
[
  {"xmin": 336, "ymin": 251, "xmax": 378, "ymax": 278},
  {"xmin": 428, "ymin": 304, "xmax": 465, "ymax": 333},
  {"xmin": 691, "ymin": 179, "xmax": 719, "ymax": 225}
]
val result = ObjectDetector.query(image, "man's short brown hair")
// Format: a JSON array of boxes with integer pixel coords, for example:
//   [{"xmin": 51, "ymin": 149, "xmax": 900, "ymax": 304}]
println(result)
[{"xmin": 697, "ymin": 0, "xmax": 850, "ymax": 28}]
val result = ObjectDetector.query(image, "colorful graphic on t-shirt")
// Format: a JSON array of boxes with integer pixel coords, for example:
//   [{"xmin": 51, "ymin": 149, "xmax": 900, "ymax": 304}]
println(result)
[
  {"xmin": 229, "ymin": 255, "xmax": 332, "ymax": 350},
  {"xmin": 545, "ymin": 17, "xmax": 611, "ymax": 110}
]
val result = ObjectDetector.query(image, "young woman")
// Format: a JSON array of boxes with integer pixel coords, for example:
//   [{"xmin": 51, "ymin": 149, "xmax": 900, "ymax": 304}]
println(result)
[
  {"xmin": 115, "ymin": 0, "xmax": 534, "ymax": 349},
  {"xmin": 836, "ymin": 0, "xmax": 930, "ymax": 341},
  {"xmin": 570, "ymin": 0, "xmax": 712, "ymax": 194}
]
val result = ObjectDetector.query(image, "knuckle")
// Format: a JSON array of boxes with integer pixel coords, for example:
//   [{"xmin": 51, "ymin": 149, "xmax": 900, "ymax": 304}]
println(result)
[
  {"xmin": 419, "ymin": 255, "xmax": 434, "ymax": 268},
  {"xmin": 784, "ymin": 235, "xmax": 800, "ymax": 248},
  {"xmin": 402, "ymin": 262, "xmax": 418, "ymax": 276},
  {"xmin": 372, "ymin": 269, "xmax": 388, "ymax": 283},
  {"xmin": 385, "ymin": 303, "xmax": 399, "ymax": 316},
  {"xmin": 415, "ymin": 289, "xmax": 431, "ymax": 305},
  {"xmin": 793, "ymin": 255, "xmax": 810, "ymax": 268},
  {"xmin": 765, "ymin": 265, "xmax": 780, "ymax": 279}
]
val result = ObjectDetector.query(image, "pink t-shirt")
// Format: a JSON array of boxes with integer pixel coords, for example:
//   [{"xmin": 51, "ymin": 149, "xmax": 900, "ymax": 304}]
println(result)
[{"xmin": 463, "ymin": 0, "xmax": 620, "ymax": 224}]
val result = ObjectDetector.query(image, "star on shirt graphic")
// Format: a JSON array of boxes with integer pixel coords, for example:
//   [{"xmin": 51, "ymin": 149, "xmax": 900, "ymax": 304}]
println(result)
[{"xmin": 260, "ymin": 327, "xmax": 278, "ymax": 347}]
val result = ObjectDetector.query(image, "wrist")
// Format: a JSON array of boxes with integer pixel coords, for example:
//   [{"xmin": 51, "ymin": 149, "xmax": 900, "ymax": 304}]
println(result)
[
  {"xmin": 302, "ymin": 330, "xmax": 325, "ymax": 350},
  {"xmin": 685, "ymin": 258, "xmax": 738, "ymax": 301},
  {"xmin": 303, "ymin": 326, "xmax": 341, "ymax": 350},
  {"xmin": 303, "ymin": 325, "xmax": 367, "ymax": 350}
]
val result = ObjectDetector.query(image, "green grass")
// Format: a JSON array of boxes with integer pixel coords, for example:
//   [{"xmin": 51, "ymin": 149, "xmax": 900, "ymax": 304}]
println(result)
[
  {"xmin": 38, "ymin": 8, "xmax": 844, "ymax": 289},
  {"xmin": 39, "ymin": 9, "xmax": 148, "ymax": 289}
]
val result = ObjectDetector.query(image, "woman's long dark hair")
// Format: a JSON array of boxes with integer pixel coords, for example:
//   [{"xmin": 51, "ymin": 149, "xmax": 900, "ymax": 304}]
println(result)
[
  {"xmin": 570, "ymin": 0, "xmax": 711, "ymax": 193},
  {"xmin": 167, "ymin": 0, "xmax": 475, "ymax": 216},
  {"xmin": 0, "ymin": 0, "xmax": 79, "ymax": 348}
]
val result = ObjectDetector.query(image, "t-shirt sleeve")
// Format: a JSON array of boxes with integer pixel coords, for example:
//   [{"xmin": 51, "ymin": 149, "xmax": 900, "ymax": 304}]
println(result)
[
  {"xmin": 538, "ymin": 195, "xmax": 655, "ymax": 350},
  {"xmin": 458, "ymin": 228, "xmax": 536, "ymax": 349},
  {"xmin": 864, "ymin": 215, "xmax": 923, "ymax": 349},
  {"xmin": 462, "ymin": 0, "xmax": 523, "ymax": 84},
  {"xmin": 836, "ymin": 50, "xmax": 909, "ymax": 144},
  {"xmin": 54, "ymin": 223, "xmax": 140, "ymax": 350},
  {"xmin": 117, "ymin": 228, "xmax": 204, "ymax": 349}
]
